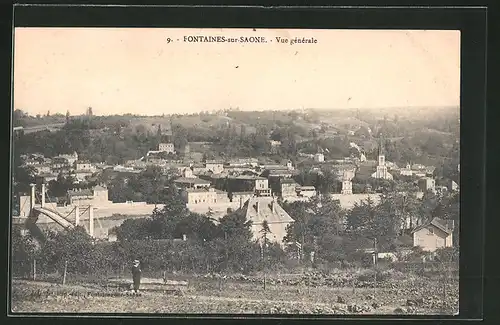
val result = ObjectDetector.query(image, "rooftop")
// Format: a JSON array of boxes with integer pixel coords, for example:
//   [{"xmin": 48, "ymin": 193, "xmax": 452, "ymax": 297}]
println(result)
[
  {"xmin": 412, "ymin": 217, "xmax": 454, "ymax": 235},
  {"xmin": 238, "ymin": 197, "xmax": 294, "ymax": 225},
  {"xmin": 68, "ymin": 189, "xmax": 93, "ymax": 197},
  {"xmin": 229, "ymin": 175, "xmax": 267, "ymax": 181},
  {"xmin": 174, "ymin": 177, "xmax": 211, "ymax": 185},
  {"xmin": 281, "ymin": 178, "xmax": 298, "ymax": 185}
]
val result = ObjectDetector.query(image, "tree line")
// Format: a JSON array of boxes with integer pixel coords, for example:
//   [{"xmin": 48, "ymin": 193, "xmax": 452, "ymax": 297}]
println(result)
[{"xmin": 12, "ymin": 179, "xmax": 459, "ymax": 278}]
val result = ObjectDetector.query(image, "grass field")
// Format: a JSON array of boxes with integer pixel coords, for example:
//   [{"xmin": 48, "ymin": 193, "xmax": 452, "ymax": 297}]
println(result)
[{"xmin": 11, "ymin": 274, "xmax": 458, "ymax": 315}]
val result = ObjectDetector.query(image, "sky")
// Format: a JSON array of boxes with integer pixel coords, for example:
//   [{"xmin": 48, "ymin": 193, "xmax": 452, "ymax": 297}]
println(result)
[{"xmin": 13, "ymin": 28, "xmax": 460, "ymax": 116}]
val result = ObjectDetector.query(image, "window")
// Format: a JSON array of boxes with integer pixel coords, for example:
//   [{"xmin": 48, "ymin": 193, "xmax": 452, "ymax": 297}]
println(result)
[{"xmin": 428, "ymin": 227, "xmax": 434, "ymax": 234}]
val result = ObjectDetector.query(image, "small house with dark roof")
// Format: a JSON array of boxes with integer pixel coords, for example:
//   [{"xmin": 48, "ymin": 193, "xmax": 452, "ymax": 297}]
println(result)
[{"xmin": 411, "ymin": 217, "xmax": 454, "ymax": 252}]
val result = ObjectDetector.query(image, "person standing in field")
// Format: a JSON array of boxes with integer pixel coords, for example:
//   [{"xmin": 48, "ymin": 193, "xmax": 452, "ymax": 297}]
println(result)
[{"xmin": 131, "ymin": 260, "xmax": 142, "ymax": 293}]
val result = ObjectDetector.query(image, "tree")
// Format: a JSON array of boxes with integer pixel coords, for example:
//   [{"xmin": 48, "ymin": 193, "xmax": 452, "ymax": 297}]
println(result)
[
  {"xmin": 378, "ymin": 189, "xmax": 421, "ymax": 235},
  {"xmin": 113, "ymin": 218, "xmax": 152, "ymax": 241},
  {"xmin": 148, "ymin": 187, "xmax": 191, "ymax": 239},
  {"xmin": 11, "ymin": 227, "xmax": 38, "ymax": 277},
  {"xmin": 260, "ymin": 220, "xmax": 272, "ymax": 288}
]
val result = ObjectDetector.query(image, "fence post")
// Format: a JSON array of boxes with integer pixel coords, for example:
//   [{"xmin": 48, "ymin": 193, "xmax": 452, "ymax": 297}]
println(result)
[
  {"xmin": 33, "ymin": 259, "xmax": 37, "ymax": 281},
  {"xmin": 62, "ymin": 260, "xmax": 68, "ymax": 286}
]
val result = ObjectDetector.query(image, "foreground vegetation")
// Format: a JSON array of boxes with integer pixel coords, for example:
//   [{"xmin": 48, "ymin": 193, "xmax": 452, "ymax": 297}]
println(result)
[{"xmin": 11, "ymin": 270, "xmax": 458, "ymax": 315}]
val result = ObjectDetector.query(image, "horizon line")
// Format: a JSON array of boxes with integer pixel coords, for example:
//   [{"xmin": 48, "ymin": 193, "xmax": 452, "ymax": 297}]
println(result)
[{"xmin": 17, "ymin": 105, "xmax": 460, "ymax": 117}]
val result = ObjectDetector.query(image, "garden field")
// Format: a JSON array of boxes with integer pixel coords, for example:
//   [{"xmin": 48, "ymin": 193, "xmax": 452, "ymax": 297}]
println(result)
[{"xmin": 11, "ymin": 271, "xmax": 458, "ymax": 315}]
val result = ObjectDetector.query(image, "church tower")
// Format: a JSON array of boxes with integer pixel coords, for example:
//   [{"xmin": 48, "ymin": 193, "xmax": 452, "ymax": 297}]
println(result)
[{"xmin": 372, "ymin": 135, "xmax": 393, "ymax": 180}]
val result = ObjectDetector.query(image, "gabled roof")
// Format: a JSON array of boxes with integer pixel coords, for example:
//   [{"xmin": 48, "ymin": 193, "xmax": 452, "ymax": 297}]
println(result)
[
  {"xmin": 237, "ymin": 197, "xmax": 294, "ymax": 226},
  {"xmin": 411, "ymin": 217, "xmax": 453, "ymax": 235}
]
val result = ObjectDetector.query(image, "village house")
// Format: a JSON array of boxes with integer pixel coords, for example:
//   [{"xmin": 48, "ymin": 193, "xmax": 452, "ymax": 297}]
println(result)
[
  {"xmin": 191, "ymin": 163, "xmax": 208, "ymax": 175},
  {"xmin": 296, "ymin": 185, "xmax": 316, "ymax": 198},
  {"xmin": 181, "ymin": 187, "xmax": 219, "ymax": 205},
  {"xmin": 264, "ymin": 168, "xmax": 295, "ymax": 179},
  {"xmin": 74, "ymin": 160, "xmax": 95, "ymax": 172},
  {"xmin": 174, "ymin": 177, "xmax": 212, "ymax": 189},
  {"xmin": 225, "ymin": 158, "xmax": 259, "ymax": 168},
  {"xmin": 74, "ymin": 170, "xmax": 95, "ymax": 182},
  {"xmin": 158, "ymin": 142, "xmax": 175, "ymax": 154},
  {"xmin": 226, "ymin": 175, "xmax": 272, "ymax": 197},
  {"xmin": 24, "ymin": 157, "xmax": 42, "ymax": 166},
  {"xmin": 314, "ymin": 153, "xmax": 325, "ymax": 162},
  {"xmin": 411, "ymin": 217, "xmax": 454, "ymax": 252},
  {"xmin": 205, "ymin": 160, "xmax": 225, "ymax": 174},
  {"xmin": 280, "ymin": 178, "xmax": 300, "ymax": 198},
  {"xmin": 231, "ymin": 192, "xmax": 254, "ymax": 205},
  {"xmin": 236, "ymin": 196, "xmax": 294, "ymax": 245},
  {"xmin": 37, "ymin": 172, "xmax": 58, "ymax": 183},
  {"xmin": 418, "ymin": 177, "xmax": 436, "ymax": 193},
  {"xmin": 340, "ymin": 173, "xmax": 353, "ymax": 195},
  {"xmin": 255, "ymin": 177, "xmax": 272, "ymax": 197},
  {"xmin": 34, "ymin": 163, "xmax": 52, "ymax": 175},
  {"xmin": 57, "ymin": 152, "xmax": 79, "ymax": 165},
  {"xmin": 66, "ymin": 185, "xmax": 112, "ymax": 206},
  {"xmin": 399, "ymin": 163, "xmax": 414, "ymax": 176}
]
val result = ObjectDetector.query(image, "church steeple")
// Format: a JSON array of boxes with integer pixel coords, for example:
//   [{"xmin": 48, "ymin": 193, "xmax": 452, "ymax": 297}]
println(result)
[
  {"xmin": 377, "ymin": 135, "xmax": 386, "ymax": 166},
  {"xmin": 378, "ymin": 135, "xmax": 386, "ymax": 156}
]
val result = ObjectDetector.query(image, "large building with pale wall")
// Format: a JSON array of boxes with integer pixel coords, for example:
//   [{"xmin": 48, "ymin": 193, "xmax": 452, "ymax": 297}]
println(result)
[
  {"xmin": 66, "ymin": 185, "xmax": 111, "ymax": 206},
  {"xmin": 237, "ymin": 196, "xmax": 294, "ymax": 245},
  {"xmin": 181, "ymin": 188, "xmax": 230, "ymax": 205},
  {"xmin": 74, "ymin": 161, "xmax": 94, "ymax": 171},
  {"xmin": 158, "ymin": 142, "xmax": 175, "ymax": 154}
]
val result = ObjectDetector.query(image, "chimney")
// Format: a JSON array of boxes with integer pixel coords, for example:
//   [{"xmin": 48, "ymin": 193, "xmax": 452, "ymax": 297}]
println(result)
[
  {"xmin": 239, "ymin": 196, "xmax": 243, "ymax": 209},
  {"xmin": 182, "ymin": 234, "xmax": 187, "ymax": 241},
  {"xmin": 271, "ymin": 200, "xmax": 276, "ymax": 213},
  {"xmin": 255, "ymin": 201, "xmax": 260, "ymax": 213}
]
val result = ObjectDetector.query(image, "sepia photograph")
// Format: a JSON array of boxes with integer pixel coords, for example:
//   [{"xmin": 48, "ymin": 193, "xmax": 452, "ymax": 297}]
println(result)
[{"xmin": 10, "ymin": 27, "xmax": 460, "ymax": 315}]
